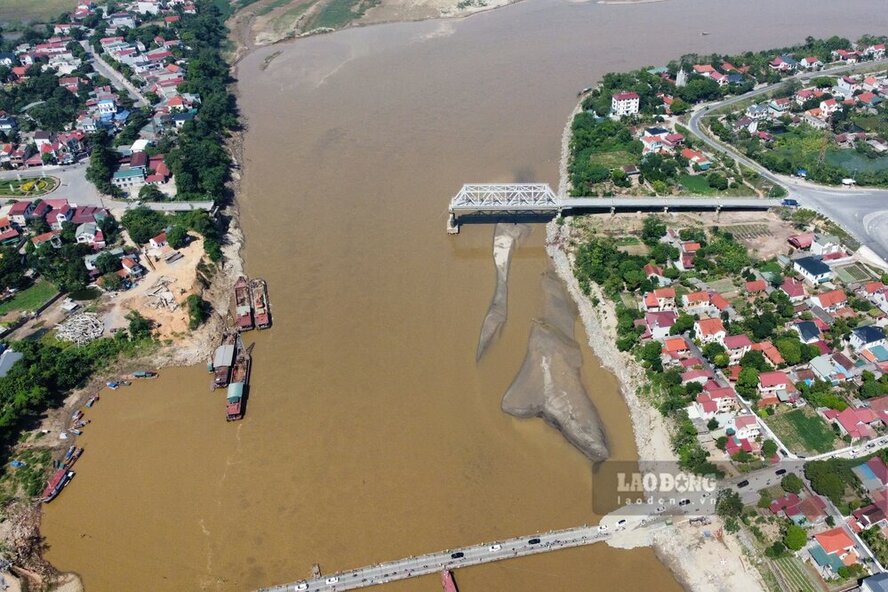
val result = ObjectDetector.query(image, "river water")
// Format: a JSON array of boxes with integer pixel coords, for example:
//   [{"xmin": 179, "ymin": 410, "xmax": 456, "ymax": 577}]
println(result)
[{"xmin": 42, "ymin": 0, "xmax": 887, "ymax": 589}]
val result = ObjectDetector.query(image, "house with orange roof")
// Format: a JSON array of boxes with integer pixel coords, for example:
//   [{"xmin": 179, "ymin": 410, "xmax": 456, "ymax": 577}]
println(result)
[
  {"xmin": 810, "ymin": 527, "xmax": 858, "ymax": 575},
  {"xmin": 745, "ymin": 279, "xmax": 767, "ymax": 295},
  {"xmin": 809, "ymin": 289, "xmax": 847, "ymax": 313},
  {"xmin": 642, "ymin": 287, "xmax": 676, "ymax": 312},
  {"xmin": 694, "ymin": 317, "xmax": 726, "ymax": 344},
  {"xmin": 758, "ymin": 371, "xmax": 789, "ymax": 397},
  {"xmin": 751, "ymin": 341, "xmax": 785, "ymax": 367},
  {"xmin": 663, "ymin": 336, "xmax": 689, "ymax": 356},
  {"xmin": 710, "ymin": 292, "xmax": 731, "ymax": 313}
]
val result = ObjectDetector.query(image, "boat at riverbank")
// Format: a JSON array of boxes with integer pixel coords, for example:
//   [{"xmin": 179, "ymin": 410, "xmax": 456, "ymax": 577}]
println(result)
[
  {"xmin": 233, "ymin": 276, "xmax": 254, "ymax": 332},
  {"xmin": 226, "ymin": 336, "xmax": 251, "ymax": 421},
  {"xmin": 250, "ymin": 278, "xmax": 271, "ymax": 329},
  {"xmin": 210, "ymin": 332, "xmax": 237, "ymax": 390},
  {"xmin": 42, "ymin": 469, "xmax": 75, "ymax": 503}
]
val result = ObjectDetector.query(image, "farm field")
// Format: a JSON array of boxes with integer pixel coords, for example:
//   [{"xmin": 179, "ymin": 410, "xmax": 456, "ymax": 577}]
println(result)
[{"xmin": 0, "ymin": 0, "xmax": 76, "ymax": 23}]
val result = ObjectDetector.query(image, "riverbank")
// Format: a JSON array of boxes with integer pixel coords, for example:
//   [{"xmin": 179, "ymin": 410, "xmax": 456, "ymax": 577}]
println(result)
[{"xmin": 549, "ymin": 96, "xmax": 766, "ymax": 589}]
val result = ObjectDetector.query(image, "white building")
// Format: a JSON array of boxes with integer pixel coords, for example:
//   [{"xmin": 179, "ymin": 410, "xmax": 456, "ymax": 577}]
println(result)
[{"xmin": 611, "ymin": 91, "xmax": 640, "ymax": 118}]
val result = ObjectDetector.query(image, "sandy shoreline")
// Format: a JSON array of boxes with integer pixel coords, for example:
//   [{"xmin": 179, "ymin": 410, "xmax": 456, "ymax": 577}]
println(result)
[{"xmin": 550, "ymin": 100, "xmax": 765, "ymax": 591}]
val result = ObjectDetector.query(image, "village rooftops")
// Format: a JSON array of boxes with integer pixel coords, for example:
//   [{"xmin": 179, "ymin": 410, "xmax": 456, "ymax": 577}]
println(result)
[{"xmin": 695, "ymin": 317, "xmax": 725, "ymax": 337}]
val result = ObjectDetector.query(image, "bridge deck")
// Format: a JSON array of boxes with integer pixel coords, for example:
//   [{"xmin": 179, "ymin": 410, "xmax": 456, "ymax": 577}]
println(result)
[
  {"xmin": 451, "ymin": 196, "xmax": 783, "ymax": 212},
  {"xmin": 257, "ymin": 522, "xmax": 656, "ymax": 592}
]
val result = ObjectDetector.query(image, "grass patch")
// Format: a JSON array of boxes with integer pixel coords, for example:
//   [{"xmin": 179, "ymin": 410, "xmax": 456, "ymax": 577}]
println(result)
[
  {"xmin": 68, "ymin": 287, "xmax": 102, "ymax": 301},
  {"xmin": 305, "ymin": 0, "xmax": 378, "ymax": 29},
  {"xmin": 0, "ymin": 0, "xmax": 75, "ymax": 23},
  {"xmin": 0, "ymin": 280, "xmax": 58, "ymax": 315},
  {"xmin": 271, "ymin": 1, "xmax": 312, "ymax": 33},
  {"xmin": 766, "ymin": 408, "xmax": 837, "ymax": 455},
  {"xmin": 590, "ymin": 150, "xmax": 637, "ymax": 170},
  {"xmin": 253, "ymin": 0, "xmax": 294, "ymax": 16},
  {"xmin": 678, "ymin": 174, "xmax": 714, "ymax": 194},
  {"xmin": 0, "ymin": 177, "xmax": 59, "ymax": 197},
  {"xmin": 0, "ymin": 447, "xmax": 53, "ymax": 503},
  {"xmin": 613, "ymin": 236, "xmax": 641, "ymax": 246}
]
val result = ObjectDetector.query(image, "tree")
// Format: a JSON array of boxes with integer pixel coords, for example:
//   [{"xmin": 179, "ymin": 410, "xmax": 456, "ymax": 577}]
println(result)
[
  {"xmin": 166, "ymin": 226, "xmax": 188, "ymax": 249},
  {"xmin": 126, "ymin": 310, "xmax": 153, "ymax": 340},
  {"xmin": 139, "ymin": 184, "xmax": 166, "ymax": 202},
  {"xmin": 670, "ymin": 313, "xmax": 695, "ymax": 336},
  {"xmin": 716, "ymin": 489, "xmax": 743, "ymax": 519},
  {"xmin": 775, "ymin": 337, "xmax": 803, "ymax": 365},
  {"xmin": 757, "ymin": 490, "xmax": 773, "ymax": 509},
  {"xmin": 783, "ymin": 524, "xmax": 807, "ymax": 551},
  {"xmin": 94, "ymin": 251, "xmax": 121, "ymax": 275},
  {"xmin": 765, "ymin": 541, "xmax": 786, "ymax": 559},
  {"xmin": 670, "ymin": 98, "xmax": 690, "ymax": 115},
  {"xmin": 102, "ymin": 271, "xmax": 122, "ymax": 290},
  {"xmin": 736, "ymin": 367, "xmax": 760, "ymax": 399},
  {"xmin": 186, "ymin": 294, "xmax": 210, "ymax": 329},
  {"xmin": 121, "ymin": 207, "xmax": 166, "ymax": 245},
  {"xmin": 781, "ymin": 473, "xmax": 803, "ymax": 494},
  {"xmin": 641, "ymin": 215, "xmax": 667, "ymax": 246},
  {"xmin": 739, "ymin": 350, "xmax": 768, "ymax": 372},
  {"xmin": 86, "ymin": 131, "xmax": 118, "ymax": 195},
  {"xmin": 707, "ymin": 418, "xmax": 719, "ymax": 431},
  {"xmin": 762, "ymin": 439, "xmax": 778, "ymax": 458},
  {"xmin": 706, "ymin": 172, "xmax": 728, "ymax": 191}
]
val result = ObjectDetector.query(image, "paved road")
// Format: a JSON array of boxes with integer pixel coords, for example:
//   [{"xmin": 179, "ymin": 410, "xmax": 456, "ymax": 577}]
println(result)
[
  {"xmin": 0, "ymin": 166, "xmax": 212, "ymax": 212},
  {"xmin": 451, "ymin": 196, "xmax": 781, "ymax": 213},
  {"xmin": 81, "ymin": 40, "xmax": 147, "ymax": 107},
  {"xmin": 259, "ymin": 518, "xmax": 666, "ymax": 592},
  {"xmin": 687, "ymin": 58, "xmax": 888, "ymax": 261}
]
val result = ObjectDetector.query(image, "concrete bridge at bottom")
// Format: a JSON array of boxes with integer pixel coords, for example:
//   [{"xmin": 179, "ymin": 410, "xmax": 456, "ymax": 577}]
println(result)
[
  {"xmin": 257, "ymin": 521, "xmax": 654, "ymax": 592},
  {"xmin": 446, "ymin": 184, "xmax": 783, "ymax": 233}
]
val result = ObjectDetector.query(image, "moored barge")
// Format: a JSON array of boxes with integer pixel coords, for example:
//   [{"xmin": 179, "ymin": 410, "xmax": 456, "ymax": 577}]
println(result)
[
  {"xmin": 250, "ymin": 278, "xmax": 271, "ymax": 330},
  {"xmin": 42, "ymin": 469, "xmax": 75, "ymax": 503},
  {"xmin": 211, "ymin": 332, "xmax": 237, "ymax": 390},
  {"xmin": 233, "ymin": 276, "xmax": 254, "ymax": 332},
  {"xmin": 226, "ymin": 336, "xmax": 251, "ymax": 421}
]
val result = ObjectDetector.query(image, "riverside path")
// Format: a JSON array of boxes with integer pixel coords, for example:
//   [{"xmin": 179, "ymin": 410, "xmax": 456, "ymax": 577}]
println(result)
[{"xmin": 258, "ymin": 519, "xmax": 664, "ymax": 592}]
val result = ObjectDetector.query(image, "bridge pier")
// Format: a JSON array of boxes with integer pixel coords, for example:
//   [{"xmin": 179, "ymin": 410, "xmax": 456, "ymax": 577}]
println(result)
[
  {"xmin": 716, "ymin": 205, "xmax": 721, "ymax": 221},
  {"xmin": 663, "ymin": 206, "xmax": 669, "ymax": 214},
  {"xmin": 446, "ymin": 212, "xmax": 459, "ymax": 235}
]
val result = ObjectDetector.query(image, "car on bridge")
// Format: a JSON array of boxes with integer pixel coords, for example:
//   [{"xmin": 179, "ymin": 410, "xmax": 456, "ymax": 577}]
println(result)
[
  {"xmin": 528, "ymin": 538, "xmax": 541, "ymax": 545},
  {"xmin": 489, "ymin": 544, "xmax": 502, "ymax": 551},
  {"xmin": 325, "ymin": 576, "xmax": 339, "ymax": 585},
  {"xmin": 450, "ymin": 552, "xmax": 464, "ymax": 559}
]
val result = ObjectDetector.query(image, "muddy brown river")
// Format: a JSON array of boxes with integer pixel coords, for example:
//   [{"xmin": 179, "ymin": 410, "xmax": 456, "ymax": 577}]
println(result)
[{"xmin": 42, "ymin": 0, "xmax": 887, "ymax": 589}]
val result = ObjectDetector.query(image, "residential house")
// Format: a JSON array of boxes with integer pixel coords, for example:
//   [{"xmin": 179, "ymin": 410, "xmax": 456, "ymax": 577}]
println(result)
[
  {"xmin": 822, "ymin": 407, "xmax": 880, "ymax": 441},
  {"xmin": 149, "ymin": 231, "xmax": 168, "ymax": 249},
  {"xmin": 751, "ymin": 341, "xmax": 785, "ymax": 367},
  {"xmin": 111, "ymin": 167, "xmax": 146, "ymax": 189},
  {"xmin": 637, "ymin": 311, "xmax": 677, "ymax": 340},
  {"xmin": 809, "ymin": 289, "xmax": 847, "ymax": 312},
  {"xmin": 831, "ymin": 49, "xmax": 859, "ymax": 63},
  {"xmin": 862, "ymin": 574, "xmax": 888, "ymax": 592},
  {"xmin": 31, "ymin": 230, "xmax": 61, "ymax": 249},
  {"xmin": 74, "ymin": 222, "xmax": 105, "ymax": 249},
  {"xmin": 810, "ymin": 527, "xmax": 859, "ymax": 576},
  {"xmin": 643, "ymin": 263, "xmax": 670, "ymax": 287},
  {"xmin": 746, "ymin": 103, "xmax": 770, "ymax": 121},
  {"xmin": 7, "ymin": 201, "xmax": 34, "ymax": 226},
  {"xmin": 758, "ymin": 371, "xmax": 789, "ymax": 397},
  {"xmin": 799, "ymin": 56, "xmax": 823, "ymax": 70},
  {"xmin": 851, "ymin": 325, "xmax": 887, "ymax": 351},
  {"xmin": 769, "ymin": 55, "xmax": 797, "ymax": 71},
  {"xmin": 611, "ymin": 92, "xmax": 640, "ymax": 117},
  {"xmin": 781, "ymin": 278, "xmax": 807, "ymax": 302},
  {"xmin": 680, "ymin": 148, "xmax": 711, "ymax": 170},
  {"xmin": 768, "ymin": 97, "xmax": 792, "ymax": 116},
  {"xmin": 723, "ymin": 334, "xmax": 752, "ymax": 365},
  {"xmin": 0, "ymin": 217, "xmax": 19, "ymax": 244},
  {"xmin": 794, "ymin": 321, "xmax": 822, "ymax": 344},
  {"xmin": 865, "ymin": 44, "xmax": 886, "ymax": 59},
  {"xmin": 730, "ymin": 414, "xmax": 760, "ymax": 439},
  {"xmin": 852, "ymin": 504, "xmax": 887, "ymax": 530},
  {"xmin": 788, "ymin": 232, "xmax": 814, "ymax": 250},
  {"xmin": 794, "ymin": 256, "xmax": 832, "ymax": 284},
  {"xmin": 810, "ymin": 233, "xmax": 843, "ymax": 256},
  {"xmin": 838, "ymin": 76, "xmax": 863, "ymax": 94},
  {"xmin": 819, "ymin": 98, "xmax": 841, "ymax": 116},
  {"xmin": 695, "ymin": 317, "xmax": 726, "ymax": 344},
  {"xmin": 682, "ymin": 291, "xmax": 711, "ymax": 314},
  {"xmin": 853, "ymin": 456, "xmax": 888, "ymax": 492},
  {"xmin": 810, "ymin": 354, "xmax": 851, "ymax": 384},
  {"xmin": 745, "ymin": 279, "xmax": 767, "ymax": 295}
]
